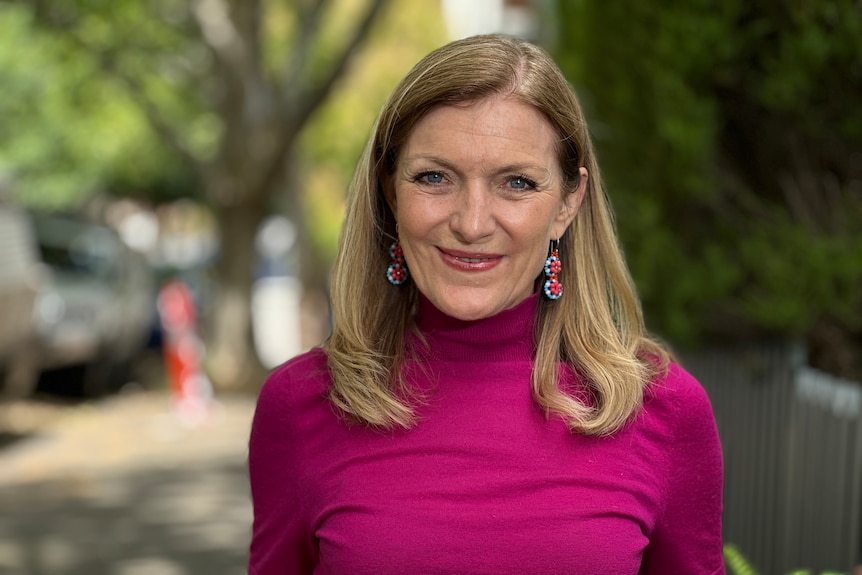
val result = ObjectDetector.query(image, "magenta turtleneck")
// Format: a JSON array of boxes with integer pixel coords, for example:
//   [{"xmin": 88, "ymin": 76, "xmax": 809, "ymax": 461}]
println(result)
[{"xmin": 248, "ymin": 295, "xmax": 725, "ymax": 574}]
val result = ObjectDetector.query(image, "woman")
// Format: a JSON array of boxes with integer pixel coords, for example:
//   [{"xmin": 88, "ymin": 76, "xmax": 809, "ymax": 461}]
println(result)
[{"xmin": 248, "ymin": 34, "xmax": 724, "ymax": 574}]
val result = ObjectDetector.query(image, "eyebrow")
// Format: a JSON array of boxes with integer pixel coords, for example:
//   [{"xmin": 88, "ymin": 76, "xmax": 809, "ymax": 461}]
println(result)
[
  {"xmin": 401, "ymin": 155, "xmax": 459, "ymax": 172},
  {"xmin": 401, "ymin": 156, "xmax": 553, "ymax": 179},
  {"xmin": 496, "ymin": 163, "xmax": 553, "ymax": 179}
]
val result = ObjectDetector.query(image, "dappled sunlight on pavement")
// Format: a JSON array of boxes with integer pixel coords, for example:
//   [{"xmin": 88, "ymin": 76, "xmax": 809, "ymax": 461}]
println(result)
[{"xmin": 0, "ymin": 391, "xmax": 256, "ymax": 575}]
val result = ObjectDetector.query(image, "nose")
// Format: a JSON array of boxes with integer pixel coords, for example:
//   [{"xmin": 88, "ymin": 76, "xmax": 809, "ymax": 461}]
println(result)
[{"xmin": 449, "ymin": 181, "xmax": 495, "ymax": 243}]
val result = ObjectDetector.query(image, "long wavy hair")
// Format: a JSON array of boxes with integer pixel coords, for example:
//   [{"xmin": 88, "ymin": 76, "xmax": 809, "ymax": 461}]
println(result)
[{"xmin": 324, "ymin": 34, "xmax": 668, "ymax": 436}]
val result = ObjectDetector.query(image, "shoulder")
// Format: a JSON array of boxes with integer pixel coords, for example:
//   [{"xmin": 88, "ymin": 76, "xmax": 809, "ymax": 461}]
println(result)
[
  {"xmin": 259, "ymin": 347, "xmax": 330, "ymax": 403},
  {"xmin": 252, "ymin": 347, "xmax": 331, "ymax": 432},
  {"xmin": 269, "ymin": 346, "xmax": 330, "ymax": 382},
  {"xmin": 639, "ymin": 361, "xmax": 720, "ymax": 447},
  {"xmin": 646, "ymin": 361, "xmax": 714, "ymax": 416}
]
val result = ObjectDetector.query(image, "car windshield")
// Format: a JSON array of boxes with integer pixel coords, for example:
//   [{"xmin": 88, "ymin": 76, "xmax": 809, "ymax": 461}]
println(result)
[{"xmin": 33, "ymin": 216, "xmax": 119, "ymax": 281}]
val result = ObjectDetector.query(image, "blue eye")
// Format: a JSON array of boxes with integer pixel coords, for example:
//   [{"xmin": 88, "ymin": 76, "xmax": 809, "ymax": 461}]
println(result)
[
  {"xmin": 420, "ymin": 172, "xmax": 444, "ymax": 184},
  {"xmin": 509, "ymin": 175, "xmax": 537, "ymax": 190}
]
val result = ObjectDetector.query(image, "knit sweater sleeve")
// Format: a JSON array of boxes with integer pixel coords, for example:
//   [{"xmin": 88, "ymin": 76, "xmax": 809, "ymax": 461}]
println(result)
[
  {"xmin": 640, "ymin": 364, "xmax": 725, "ymax": 575},
  {"xmin": 248, "ymin": 361, "xmax": 317, "ymax": 575}
]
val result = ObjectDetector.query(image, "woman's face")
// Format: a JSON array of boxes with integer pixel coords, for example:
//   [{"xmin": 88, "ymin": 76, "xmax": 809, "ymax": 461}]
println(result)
[{"xmin": 385, "ymin": 95, "xmax": 587, "ymax": 321}]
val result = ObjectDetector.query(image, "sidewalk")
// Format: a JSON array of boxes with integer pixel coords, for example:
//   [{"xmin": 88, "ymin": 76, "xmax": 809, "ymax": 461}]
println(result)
[{"xmin": 0, "ymin": 390, "xmax": 257, "ymax": 575}]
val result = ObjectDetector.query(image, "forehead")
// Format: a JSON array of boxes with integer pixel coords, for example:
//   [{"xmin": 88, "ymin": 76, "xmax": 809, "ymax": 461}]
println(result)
[{"xmin": 400, "ymin": 95, "xmax": 559, "ymax": 167}]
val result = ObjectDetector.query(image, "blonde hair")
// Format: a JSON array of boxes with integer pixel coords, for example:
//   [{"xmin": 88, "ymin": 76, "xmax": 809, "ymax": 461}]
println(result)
[{"xmin": 324, "ymin": 34, "xmax": 668, "ymax": 435}]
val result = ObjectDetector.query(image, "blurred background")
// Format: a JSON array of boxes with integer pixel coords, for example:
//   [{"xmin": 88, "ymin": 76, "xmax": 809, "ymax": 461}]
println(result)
[{"xmin": 0, "ymin": 0, "xmax": 859, "ymax": 573}]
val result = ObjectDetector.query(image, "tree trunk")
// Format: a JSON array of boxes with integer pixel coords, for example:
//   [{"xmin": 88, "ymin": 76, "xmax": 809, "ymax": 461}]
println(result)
[
  {"xmin": 206, "ymin": 194, "xmax": 269, "ymax": 392},
  {"xmin": 294, "ymin": 231, "xmax": 333, "ymax": 351},
  {"xmin": 280, "ymin": 155, "xmax": 333, "ymax": 350}
]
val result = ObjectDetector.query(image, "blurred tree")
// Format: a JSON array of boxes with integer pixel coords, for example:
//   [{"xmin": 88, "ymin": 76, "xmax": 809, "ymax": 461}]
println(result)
[
  {"xmin": 291, "ymin": 0, "xmax": 447, "ymax": 330},
  {"xmin": 555, "ymin": 0, "xmax": 862, "ymax": 380},
  {"xmin": 0, "ymin": 6, "xmax": 191, "ymax": 207},
  {"xmin": 2, "ymin": 0, "xmax": 400, "ymax": 390}
]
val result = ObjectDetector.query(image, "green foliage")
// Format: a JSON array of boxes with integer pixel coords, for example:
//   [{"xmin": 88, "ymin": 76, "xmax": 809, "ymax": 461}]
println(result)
[
  {"xmin": 555, "ymin": 1, "xmax": 862, "ymax": 345},
  {"xmin": 0, "ymin": 3, "xmax": 195, "ymax": 208},
  {"xmin": 724, "ymin": 543, "xmax": 761, "ymax": 575},
  {"xmin": 0, "ymin": 0, "xmax": 445, "ymax": 256},
  {"xmin": 723, "ymin": 543, "xmax": 848, "ymax": 575}
]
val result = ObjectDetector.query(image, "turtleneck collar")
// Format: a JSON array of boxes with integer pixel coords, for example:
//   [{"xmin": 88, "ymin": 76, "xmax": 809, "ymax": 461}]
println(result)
[{"xmin": 411, "ymin": 294, "xmax": 539, "ymax": 362}]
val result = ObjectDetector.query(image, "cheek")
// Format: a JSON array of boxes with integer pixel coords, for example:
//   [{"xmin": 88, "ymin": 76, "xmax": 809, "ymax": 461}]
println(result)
[
  {"xmin": 392, "ymin": 206, "xmax": 434, "ymax": 272},
  {"xmin": 506, "ymin": 203, "xmax": 559, "ymax": 241},
  {"xmin": 395, "ymin": 195, "xmax": 447, "ymax": 238}
]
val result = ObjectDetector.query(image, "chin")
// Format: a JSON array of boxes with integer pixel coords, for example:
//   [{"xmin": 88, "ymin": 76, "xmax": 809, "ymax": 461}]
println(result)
[
  {"xmin": 449, "ymin": 307, "xmax": 494, "ymax": 322},
  {"xmin": 422, "ymin": 282, "xmax": 531, "ymax": 321}
]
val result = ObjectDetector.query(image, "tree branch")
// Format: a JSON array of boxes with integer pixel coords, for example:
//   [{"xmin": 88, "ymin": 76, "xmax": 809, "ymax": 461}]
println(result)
[
  {"xmin": 296, "ymin": 0, "xmax": 388, "ymax": 126},
  {"xmin": 260, "ymin": 0, "xmax": 390, "ymax": 195},
  {"xmin": 191, "ymin": 0, "xmax": 250, "ymax": 76},
  {"xmin": 283, "ymin": 0, "xmax": 335, "ymax": 102},
  {"xmin": 191, "ymin": 0, "xmax": 267, "ymax": 103},
  {"xmin": 65, "ymin": 33, "xmax": 206, "ymax": 183}
]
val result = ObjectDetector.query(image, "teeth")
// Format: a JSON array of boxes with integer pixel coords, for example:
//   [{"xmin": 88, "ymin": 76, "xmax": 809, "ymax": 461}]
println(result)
[{"xmin": 457, "ymin": 257, "xmax": 486, "ymax": 263}]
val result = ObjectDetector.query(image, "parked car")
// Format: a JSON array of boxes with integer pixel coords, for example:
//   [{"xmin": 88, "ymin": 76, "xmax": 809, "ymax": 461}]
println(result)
[
  {"xmin": 0, "ymin": 205, "xmax": 43, "ymax": 397},
  {"xmin": 30, "ymin": 211, "xmax": 157, "ymax": 395},
  {"xmin": 0, "ymin": 207, "xmax": 156, "ymax": 397}
]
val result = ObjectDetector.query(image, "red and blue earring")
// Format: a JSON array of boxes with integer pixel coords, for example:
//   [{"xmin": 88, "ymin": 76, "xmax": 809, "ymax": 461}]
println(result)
[
  {"xmin": 386, "ymin": 238, "xmax": 409, "ymax": 286},
  {"xmin": 543, "ymin": 239, "xmax": 563, "ymax": 300}
]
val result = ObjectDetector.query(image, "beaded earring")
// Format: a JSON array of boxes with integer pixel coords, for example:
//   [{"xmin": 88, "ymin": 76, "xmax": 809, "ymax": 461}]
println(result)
[
  {"xmin": 386, "ymin": 238, "xmax": 409, "ymax": 286},
  {"xmin": 543, "ymin": 239, "xmax": 563, "ymax": 300}
]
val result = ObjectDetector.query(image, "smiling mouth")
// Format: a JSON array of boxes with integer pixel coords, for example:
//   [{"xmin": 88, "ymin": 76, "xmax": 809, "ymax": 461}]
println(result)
[
  {"xmin": 441, "ymin": 248, "xmax": 500, "ymax": 260},
  {"xmin": 439, "ymin": 248, "xmax": 502, "ymax": 271}
]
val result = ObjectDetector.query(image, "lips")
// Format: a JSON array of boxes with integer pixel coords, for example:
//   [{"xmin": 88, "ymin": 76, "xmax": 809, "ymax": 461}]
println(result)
[{"xmin": 438, "ymin": 248, "xmax": 502, "ymax": 272}]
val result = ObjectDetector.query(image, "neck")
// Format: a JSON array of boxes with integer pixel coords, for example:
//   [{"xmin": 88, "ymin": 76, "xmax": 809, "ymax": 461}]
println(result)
[{"xmin": 412, "ymin": 294, "xmax": 539, "ymax": 362}]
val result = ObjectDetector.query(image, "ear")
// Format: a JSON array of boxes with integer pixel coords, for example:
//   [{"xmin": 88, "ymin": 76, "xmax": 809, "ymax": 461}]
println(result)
[{"xmin": 551, "ymin": 167, "xmax": 588, "ymax": 239}]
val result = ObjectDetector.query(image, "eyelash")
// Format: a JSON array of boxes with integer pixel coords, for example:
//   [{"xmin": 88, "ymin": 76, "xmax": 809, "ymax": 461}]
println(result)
[
  {"xmin": 412, "ymin": 171, "xmax": 539, "ymax": 191},
  {"xmin": 508, "ymin": 174, "xmax": 538, "ymax": 191},
  {"xmin": 413, "ymin": 171, "xmax": 446, "ymax": 185}
]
